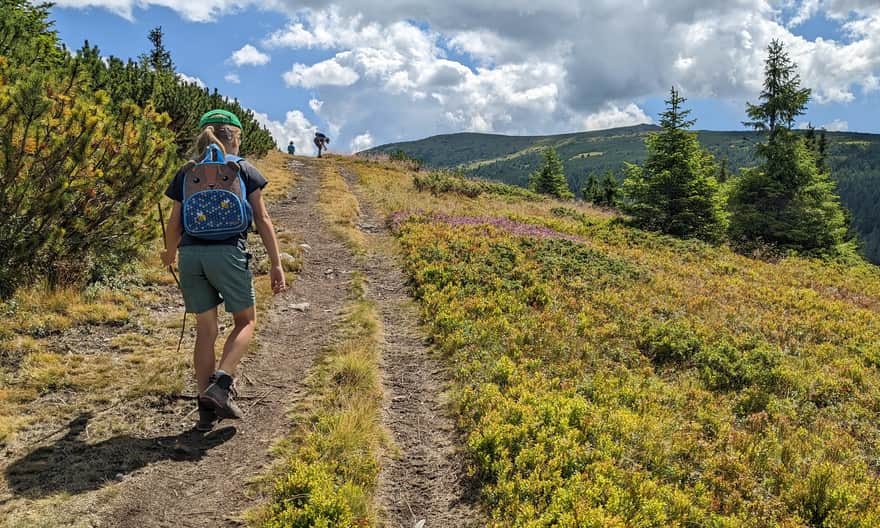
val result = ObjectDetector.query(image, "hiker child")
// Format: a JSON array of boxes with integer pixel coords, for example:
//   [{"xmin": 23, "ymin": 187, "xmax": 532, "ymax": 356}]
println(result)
[
  {"xmin": 314, "ymin": 132, "xmax": 330, "ymax": 157},
  {"xmin": 160, "ymin": 109, "xmax": 287, "ymax": 431},
  {"xmin": 287, "ymin": 140, "xmax": 296, "ymax": 155}
]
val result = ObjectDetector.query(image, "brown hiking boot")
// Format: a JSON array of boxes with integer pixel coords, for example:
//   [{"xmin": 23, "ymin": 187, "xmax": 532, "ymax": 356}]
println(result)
[{"xmin": 199, "ymin": 371, "xmax": 242, "ymax": 420}]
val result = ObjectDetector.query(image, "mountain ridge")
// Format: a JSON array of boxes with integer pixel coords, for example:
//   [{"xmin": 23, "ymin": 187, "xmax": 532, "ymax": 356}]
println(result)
[{"xmin": 365, "ymin": 125, "xmax": 880, "ymax": 263}]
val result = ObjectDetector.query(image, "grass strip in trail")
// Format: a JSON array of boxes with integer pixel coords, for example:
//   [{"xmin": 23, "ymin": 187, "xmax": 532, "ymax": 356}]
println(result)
[
  {"xmin": 342, "ymin": 157, "xmax": 880, "ymax": 527},
  {"xmin": 247, "ymin": 273, "xmax": 384, "ymax": 527},
  {"xmin": 318, "ymin": 158, "xmax": 366, "ymax": 255}
]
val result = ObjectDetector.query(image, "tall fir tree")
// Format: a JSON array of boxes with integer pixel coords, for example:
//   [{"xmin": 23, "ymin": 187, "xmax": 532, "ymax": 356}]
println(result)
[
  {"xmin": 529, "ymin": 147, "xmax": 573, "ymax": 199},
  {"xmin": 143, "ymin": 26, "xmax": 174, "ymax": 72},
  {"xmin": 599, "ymin": 171, "xmax": 619, "ymax": 207},
  {"xmin": 621, "ymin": 86, "xmax": 725, "ymax": 241},
  {"xmin": 728, "ymin": 40, "xmax": 847, "ymax": 255},
  {"xmin": 817, "ymin": 128, "xmax": 829, "ymax": 172},
  {"xmin": 582, "ymin": 172, "xmax": 600, "ymax": 203}
]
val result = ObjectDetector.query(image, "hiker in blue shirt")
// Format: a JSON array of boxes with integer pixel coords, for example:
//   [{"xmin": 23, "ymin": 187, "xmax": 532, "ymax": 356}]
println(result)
[
  {"xmin": 161, "ymin": 109, "xmax": 287, "ymax": 431},
  {"xmin": 287, "ymin": 141, "xmax": 295, "ymax": 155}
]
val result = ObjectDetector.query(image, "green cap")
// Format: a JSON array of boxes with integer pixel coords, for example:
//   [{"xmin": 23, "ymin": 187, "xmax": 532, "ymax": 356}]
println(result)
[{"xmin": 198, "ymin": 109, "xmax": 242, "ymax": 129}]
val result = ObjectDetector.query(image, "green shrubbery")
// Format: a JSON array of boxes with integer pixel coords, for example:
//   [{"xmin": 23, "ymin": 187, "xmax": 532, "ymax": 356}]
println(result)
[
  {"xmin": 0, "ymin": 2, "xmax": 275, "ymax": 298},
  {"xmin": 391, "ymin": 211, "xmax": 880, "ymax": 526},
  {"xmin": 413, "ymin": 170, "xmax": 541, "ymax": 200}
]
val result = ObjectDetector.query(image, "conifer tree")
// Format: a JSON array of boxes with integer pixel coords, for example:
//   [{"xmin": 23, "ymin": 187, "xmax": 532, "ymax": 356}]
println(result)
[
  {"xmin": 599, "ymin": 170, "xmax": 619, "ymax": 207},
  {"xmin": 582, "ymin": 172, "xmax": 600, "ymax": 203},
  {"xmin": 143, "ymin": 26, "xmax": 174, "ymax": 72},
  {"xmin": 817, "ymin": 128, "xmax": 828, "ymax": 172},
  {"xmin": 529, "ymin": 147, "xmax": 573, "ymax": 199},
  {"xmin": 728, "ymin": 40, "xmax": 846, "ymax": 255},
  {"xmin": 622, "ymin": 87, "xmax": 725, "ymax": 241}
]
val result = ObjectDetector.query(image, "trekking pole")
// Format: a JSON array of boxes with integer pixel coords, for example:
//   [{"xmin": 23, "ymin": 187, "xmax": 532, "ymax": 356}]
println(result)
[
  {"xmin": 158, "ymin": 202, "xmax": 181, "ymax": 289},
  {"xmin": 158, "ymin": 202, "xmax": 187, "ymax": 354}
]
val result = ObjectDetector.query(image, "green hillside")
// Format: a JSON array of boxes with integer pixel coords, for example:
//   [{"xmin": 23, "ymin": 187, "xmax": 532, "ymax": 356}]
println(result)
[{"xmin": 366, "ymin": 126, "xmax": 880, "ymax": 263}]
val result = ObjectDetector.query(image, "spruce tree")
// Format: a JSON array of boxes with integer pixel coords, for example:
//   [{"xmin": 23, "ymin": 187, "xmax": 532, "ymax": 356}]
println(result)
[
  {"xmin": 599, "ymin": 170, "xmax": 619, "ymax": 207},
  {"xmin": 582, "ymin": 172, "xmax": 600, "ymax": 203},
  {"xmin": 817, "ymin": 129, "xmax": 828, "ymax": 172},
  {"xmin": 529, "ymin": 147, "xmax": 573, "ymax": 199},
  {"xmin": 144, "ymin": 26, "xmax": 174, "ymax": 72},
  {"xmin": 729, "ymin": 40, "xmax": 846, "ymax": 255},
  {"xmin": 622, "ymin": 87, "xmax": 725, "ymax": 241}
]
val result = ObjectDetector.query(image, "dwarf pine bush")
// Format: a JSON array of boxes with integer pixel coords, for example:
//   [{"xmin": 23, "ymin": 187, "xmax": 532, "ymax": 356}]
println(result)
[{"xmin": 0, "ymin": 57, "xmax": 176, "ymax": 296}]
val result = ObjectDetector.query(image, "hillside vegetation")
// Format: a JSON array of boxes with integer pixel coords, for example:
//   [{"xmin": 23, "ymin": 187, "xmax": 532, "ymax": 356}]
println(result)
[
  {"xmin": 0, "ymin": 1, "xmax": 275, "ymax": 298},
  {"xmin": 346, "ymin": 156, "xmax": 880, "ymax": 527},
  {"xmin": 366, "ymin": 126, "xmax": 880, "ymax": 263}
]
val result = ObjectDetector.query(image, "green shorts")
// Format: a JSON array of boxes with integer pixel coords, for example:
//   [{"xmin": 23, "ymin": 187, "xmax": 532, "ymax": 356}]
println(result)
[{"xmin": 178, "ymin": 245, "xmax": 255, "ymax": 314}]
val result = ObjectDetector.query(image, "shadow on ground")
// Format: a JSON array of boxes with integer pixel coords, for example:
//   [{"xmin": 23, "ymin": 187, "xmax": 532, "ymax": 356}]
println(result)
[{"xmin": 4, "ymin": 412, "xmax": 235, "ymax": 498}]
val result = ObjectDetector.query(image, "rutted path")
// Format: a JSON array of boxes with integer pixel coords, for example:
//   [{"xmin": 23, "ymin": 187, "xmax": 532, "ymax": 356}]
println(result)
[
  {"xmin": 2, "ymin": 157, "xmax": 483, "ymax": 528},
  {"xmin": 95, "ymin": 157, "xmax": 355, "ymax": 527},
  {"xmin": 339, "ymin": 165, "xmax": 482, "ymax": 528}
]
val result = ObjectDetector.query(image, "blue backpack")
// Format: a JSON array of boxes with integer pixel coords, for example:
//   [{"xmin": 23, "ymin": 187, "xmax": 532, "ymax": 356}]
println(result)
[{"xmin": 181, "ymin": 144, "xmax": 253, "ymax": 240}]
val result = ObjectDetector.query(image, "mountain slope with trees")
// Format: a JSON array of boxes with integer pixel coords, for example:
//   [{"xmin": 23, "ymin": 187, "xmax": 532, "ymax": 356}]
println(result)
[{"xmin": 366, "ymin": 128, "xmax": 880, "ymax": 262}]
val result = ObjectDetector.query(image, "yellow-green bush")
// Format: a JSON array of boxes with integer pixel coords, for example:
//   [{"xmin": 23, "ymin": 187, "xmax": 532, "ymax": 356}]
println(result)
[{"xmin": 0, "ymin": 56, "xmax": 177, "ymax": 296}]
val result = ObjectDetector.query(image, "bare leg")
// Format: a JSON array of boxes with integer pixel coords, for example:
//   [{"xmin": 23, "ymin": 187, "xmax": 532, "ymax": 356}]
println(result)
[
  {"xmin": 217, "ymin": 305, "xmax": 256, "ymax": 375},
  {"xmin": 194, "ymin": 307, "xmax": 220, "ymax": 392}
]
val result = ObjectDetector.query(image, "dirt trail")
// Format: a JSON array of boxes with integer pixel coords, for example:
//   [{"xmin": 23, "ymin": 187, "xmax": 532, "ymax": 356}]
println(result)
[
  {"xmin": 339, "ymin": 165, "xmax": 482, "ymax": 528},
  {"xmin": 2, "ymin": 158, "xmax": 483, "ymax": 528},
  {"xmin": 91, "ymin": 157, "xmax": 355, "ymax": 527}
]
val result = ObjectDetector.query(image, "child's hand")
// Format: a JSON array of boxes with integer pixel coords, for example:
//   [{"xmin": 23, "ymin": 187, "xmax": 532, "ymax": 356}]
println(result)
[
  {"xmin": 160, "ymin": 249, "xmax": 176, "ymax": 267},
  {"xmin": 270, "ymin": 265, "xmax": 287, "ymax": 294}
]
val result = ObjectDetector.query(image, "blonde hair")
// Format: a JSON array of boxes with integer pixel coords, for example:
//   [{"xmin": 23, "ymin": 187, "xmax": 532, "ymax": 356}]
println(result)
[{"xmin": 189, "ymin": 124, "xmax": 242, "ymax": 160}]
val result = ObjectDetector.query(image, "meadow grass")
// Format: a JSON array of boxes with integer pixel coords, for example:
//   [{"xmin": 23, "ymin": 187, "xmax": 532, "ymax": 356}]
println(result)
[{"xmin": 342, "ymin": 156, "xmax": 880, "ymax": 527}]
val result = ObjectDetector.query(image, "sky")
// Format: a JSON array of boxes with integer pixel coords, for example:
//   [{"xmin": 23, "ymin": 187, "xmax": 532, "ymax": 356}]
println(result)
[{"xmin": 49, "ymin": 0, "xmax": 880, "ymax": 156}]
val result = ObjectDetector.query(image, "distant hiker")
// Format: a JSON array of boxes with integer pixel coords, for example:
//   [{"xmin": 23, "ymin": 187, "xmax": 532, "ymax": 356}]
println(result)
[
  {"xmin": 161, "ymin": 109, "xmax": 287, "ymax": 432},
  {"xmin": 287, "ymin": 140, "xmax": 296, "ymax": 155},
  {"xmin": 314, "ymin": 132, "xmax": 330, "ymax": 158}
]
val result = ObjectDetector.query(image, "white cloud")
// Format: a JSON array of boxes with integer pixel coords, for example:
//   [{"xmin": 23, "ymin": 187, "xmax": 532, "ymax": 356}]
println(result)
[
  {"xmin": 283, "ymin": 58, "xmax": 360, "ymax": 87},
  {"xmin": 52, "ymin": 0, "xmax": 253, "ymax": 22},
  {"xmin": 251, "ymin": 109, "xmax": 319, "ymax": 155},
  {"xmin": 309, "ymin": 98, "xmax": 324, "ymax": 112},
  {"xmin": 823, "ymin": 118, "xmax": 849, "ymax": 131},
  {"xmin": 582, "ymin": 104, "xmax": 653, "ymax": 131},
  {"xmin": 53, "ymin": 1, "xmax": 880, "ymax": 146},
  {"xmin": 225, "ymin": 73, "xmax": 241, "ymax": 84},
  {"xmin": 350, "ymin": 132, "xmax": 374, "ymax": 152},
  {"xmin": 229, "ymin": 44, "xmax": 270, "ymax": 66},
  {"xmin": 177, "ymin": 72, "xmax": 206, "ymax": 88},
  {"xmin": 788, "ymin": 0, "xmax": 821, "ymax": 28}
]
